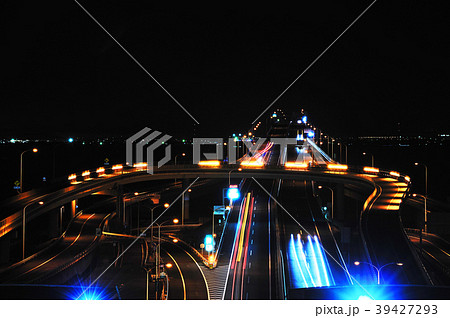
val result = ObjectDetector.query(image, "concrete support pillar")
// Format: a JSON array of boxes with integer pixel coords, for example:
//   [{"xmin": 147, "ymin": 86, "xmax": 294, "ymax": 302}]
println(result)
[
  {"xmin": 59, "ymin": 206, "xmax": 65, "ymax": 235},
  {"xmin": 182, "ymin": 179, "xmax": 190, "ymax": 224},
  {"xmin": 115, "ymin": 186, "xmax": 125, "ymax": 231},
  {"xmin": 70, "ymin": 199, "xmax": 77, "ymax": 219}
]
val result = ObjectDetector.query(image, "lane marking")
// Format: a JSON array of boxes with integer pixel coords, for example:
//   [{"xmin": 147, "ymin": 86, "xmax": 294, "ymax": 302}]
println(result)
[
  {"xmin": 181, "ymin": 248, "xmax": 210, "ymax": 300},
  {"xmin": 14, "ymin": 213, "xmax": 96, "ymax": 279},
  {"xmin": 164, "ymin": 249, "xmax": 186, "ymax": 300}
]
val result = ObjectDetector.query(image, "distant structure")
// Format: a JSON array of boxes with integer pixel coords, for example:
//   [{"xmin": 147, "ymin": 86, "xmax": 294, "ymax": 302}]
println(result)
[{"xmin": 267, "ymin": 108, "xmax": 316, "ymax": 142}]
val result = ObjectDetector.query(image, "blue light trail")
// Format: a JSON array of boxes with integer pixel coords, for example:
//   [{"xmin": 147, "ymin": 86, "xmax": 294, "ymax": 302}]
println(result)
[{"xmin": 287, "ymin": 234, "xmax": 334, "ymax": 289}]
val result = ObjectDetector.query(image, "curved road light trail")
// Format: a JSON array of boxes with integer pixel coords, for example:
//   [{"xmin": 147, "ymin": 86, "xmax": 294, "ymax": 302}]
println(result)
[{"xmin": 75, "ymin": 177, "xmax": 200, "ymax": 299}]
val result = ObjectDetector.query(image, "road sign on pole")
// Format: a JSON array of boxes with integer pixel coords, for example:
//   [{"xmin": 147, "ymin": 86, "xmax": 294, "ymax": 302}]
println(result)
[{"xmin": 204, "ymin": 235, "xmax": 215, "ymax": 252}]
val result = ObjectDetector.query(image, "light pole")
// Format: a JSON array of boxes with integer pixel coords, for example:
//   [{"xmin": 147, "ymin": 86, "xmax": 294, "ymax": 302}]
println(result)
[
  {"xmin": 149, "ymin": 203, "xmax": 170, "ymax": 243},
  {"xmin": 318, "ymin": 185, "xmax": 334, "ymax": 221},
  {"xmin": 228, "ymin": 167, "xmax": 242, "ymax": 187},
  {"xmin": 174, "ymin": 153, "xmax": 186, "ymax": 165},
  {"xmin": 22, "ymin": 201, "xmax": 44, "ymax": 259},
  {"xmin": 19, "ymin": 148, "xmax": 38, "ymax": 193},
  {"xmin": 363, "ymin": 152, "xmax": 374, "ymax": 167},
  {"xmin": 155, "ymin": 219, "xmax": 179, "ymax": 276},
  {"xmin": 331, "ymin": 138, "xmax": 335, "ymax": 160},
  {"xmin": 339, "ymin": 143, "xmax": 348, "ymax": 164},
  {"xmin": 154, "ymin": 218, "xmax": 178, "ymax": 299},
  {"xmin": 144, "ymin": 266, "xmax": 151, "ymax": 300},
  {"xmin": 354, "ymin": 261, "xmax": 403, "ymax": 284},
  {"xmin": 414, "ymin": 162, "xmax": 428, "ymax": 198},
  {"xmin": 413, "ymin": 193, "xmax": 428, "ymax": 255}
]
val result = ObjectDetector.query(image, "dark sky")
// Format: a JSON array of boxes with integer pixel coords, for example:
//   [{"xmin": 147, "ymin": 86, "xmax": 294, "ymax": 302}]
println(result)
[{"xmin": 1, "ymin": 1, "xmax": 449, "ymax": 139}]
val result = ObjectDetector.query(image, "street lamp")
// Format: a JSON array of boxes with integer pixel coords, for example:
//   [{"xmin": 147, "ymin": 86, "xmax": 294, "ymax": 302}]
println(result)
[
  {"xmin": 174, "ymin": 153, "xmax": 186, "ymax": 165},
  {"xmin": 19, "ymin": 148, "xmax": 38, "ymax": 193},
  {"xmin": 362, "ymin": 152, "xmax": 374, "ymax": 167},
  {"xmin": 154, "ymin": 218, "xmax": 178, "ymax": 299},
  {"xmin": 22, "ymin": 200, "xmax": 44, "ymax": 259},
  {"xmin": 413, "ymin": 193, "xmax": 428, "ymax": 255},
  {"xmin": 144, "ymin": 266, "xmax": 152, "ymax": 300},
  {"xmin": 149, "ymin": 203, "xmax": 170, "ymax": 242},
  {"xmin": 156, "ymin": 219, "xmax": 178, "ymax": 274},
  {"xmin": 414, "ymin": 162, "xmax": 428, "ymax": 198},
  {"xmin": 354, "ymin": 261, "xmax": 403, "ymax": 284},
  {"xmin": 318, "ymin": 185, "xmax": 334, "ymax": 221},
  {"xmin": 228, "ymin": 167, "xmax": 242, "ymax": 187}
]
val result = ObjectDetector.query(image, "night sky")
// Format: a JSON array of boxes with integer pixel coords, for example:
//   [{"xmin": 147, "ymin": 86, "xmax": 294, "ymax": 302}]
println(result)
[{"xmin": 2, "ymin": 1, "xmax": 449, "ymax": 139}]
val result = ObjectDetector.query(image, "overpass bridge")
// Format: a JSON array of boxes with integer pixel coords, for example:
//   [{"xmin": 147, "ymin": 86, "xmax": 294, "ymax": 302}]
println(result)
[{"xmin": 0, "ymin": 135, "xmax": 441, "ymax": 299}]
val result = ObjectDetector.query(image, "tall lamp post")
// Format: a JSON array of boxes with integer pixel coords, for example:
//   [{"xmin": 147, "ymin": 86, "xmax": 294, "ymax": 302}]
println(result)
[
  {"xmin": 414, "ymin": 162, "xmax": 428, "ymax": 198},
  {"xmin": 413, "ymin": 193, "xmax": 428, "ymax": 255},
  {"xmin": 318, "ymin": 185, "xmax": 334, "ymax": 221},
  {"xmin": 149, "ymin": 203, "xmax": 170, "ymax": 243},
  {"xmin": 22, "ymin": 201, "xmax": 44, "ymax": 259},
  {"xmin": 154, "ymin": 218, "xmax": 178, "ymax": 299},
  {"xmin": 20, "ymin": 148, "xmax": 38, "ymax": 193},
  {"xmin": 228, "ymin": 167, "xmax": 242, "ymax": 187},
  {"xmin": 362, "ymin": 152, "xmax": 374, "ymax": 167},
  {"xmin": 354, "ymin": 261, "xmax": 403, "ymax": 284},
  {"xmin": 174, "ymin": 153, "xmax": 186, "ymax": 165}
]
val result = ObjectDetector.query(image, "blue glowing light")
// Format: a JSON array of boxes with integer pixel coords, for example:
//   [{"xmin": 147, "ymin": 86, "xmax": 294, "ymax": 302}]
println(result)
[
  {"xmin": 204, "ymin": 234, "xmax": 215, "ymax": 252},
  {"xmin": 65, "ymin": 280, "xmax": 111, "ymax": 300},
  {"xmin": 302, "ymin": 115, "xmax": 307, "ymax": 124},
  {"xmin": 307, "ymin": 131, "xmax": 315, "ymax": 138},
  {"xmin": 68, "ymin": 138, "xmax": 74, "ymax": 143},
  {"xmin": 205, "ymin": 235, "xmax": 213, "ymax": 245},
  {"xmin": 334, "ymin": 285, "xmax": 398, "ymax": 300},
  {"xmin": 358, "ymin": 295, "xmax": 372, "ymax": 300},
  {"xmin": 227, "ymin": 187, "xmax": 240, "ymax": 200},
  {"xmin": 287, "ymin": 234, "xmax": 333, "ymax": 289}
]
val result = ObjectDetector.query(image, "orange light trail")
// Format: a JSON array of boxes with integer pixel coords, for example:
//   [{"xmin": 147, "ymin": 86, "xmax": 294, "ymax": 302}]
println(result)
[
  {"xmin": 327, "ymin": 164, "xmax": 348, "ymax": 170},
  {"xmin": 198, "ymin": 160, "xmax": 221, "ymax": 167},
  {"xmin": 285, "ymin": 162, "xmax": 309, "ymax": 169},
  {"xmin": 363, "ymin": 167, "xmax": 379, "ymax": 174}
]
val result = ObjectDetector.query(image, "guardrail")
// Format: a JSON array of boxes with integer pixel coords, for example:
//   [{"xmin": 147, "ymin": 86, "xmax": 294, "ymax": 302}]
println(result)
[
  {"xmin": 404, "ymin": 228, "xmax": 450, "ymax": 279},
  {"xmin": 66, "ymin": 160, "xmax": 412, "ymax": 188}
]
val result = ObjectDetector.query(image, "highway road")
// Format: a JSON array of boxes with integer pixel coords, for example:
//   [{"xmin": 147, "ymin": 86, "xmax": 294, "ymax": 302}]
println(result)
[
  {"xmin": 277, "ymin": 180, "xmax": 340, "ymax": 292},
  {"xmin": 223, "ymin": 185, "xmax": 271, "ymax": 299},
  {"xmin": 0, "ymin": 211, "xmax": 112, "ymax": 284},
  {"xmin": 3, "ymin": 131, "xmax": 449, "ymax": 300},
  {"xmin": 161, "ymin": 241, "xmax": 209, "ymax": 300},
  {"xmin": 360, "ymin": 176, "xmax": 428, "ymax": 285},
  {"xmin": 407, "ymin": 231, "xmax": 450, "ymax": 285}
]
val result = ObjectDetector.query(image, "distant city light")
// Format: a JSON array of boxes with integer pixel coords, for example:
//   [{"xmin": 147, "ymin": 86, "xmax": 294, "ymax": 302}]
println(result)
[
  {"xmin": 68, "ymin": 138, "xmax": 74, "ymax": 143},
  {"xmin": 302, "ymin": 115, "xmax": 307, "ymax": 124}
]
